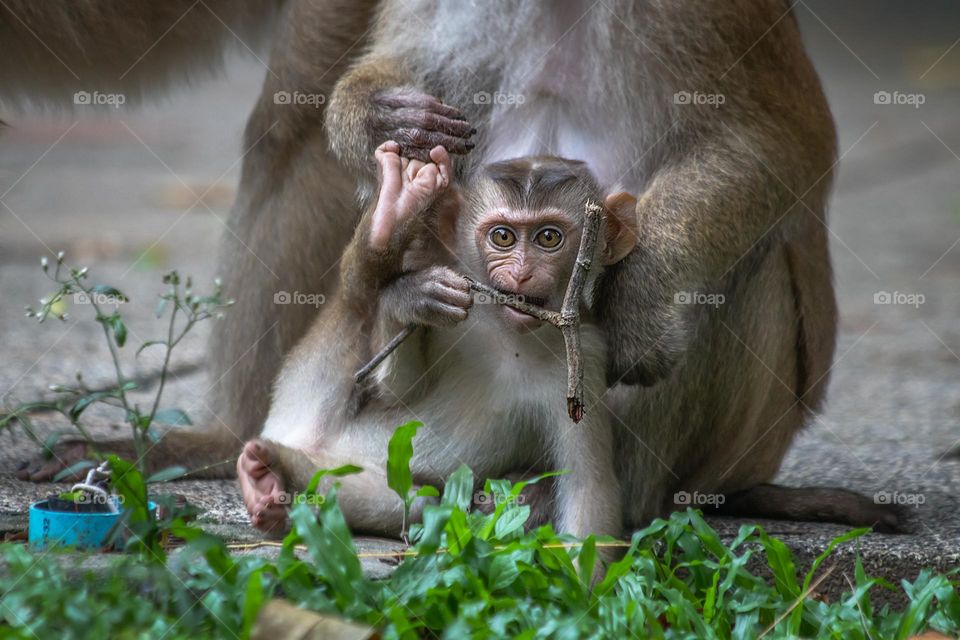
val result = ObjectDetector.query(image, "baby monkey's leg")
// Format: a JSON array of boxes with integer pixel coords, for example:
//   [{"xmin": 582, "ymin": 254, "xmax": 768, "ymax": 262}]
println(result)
[{"xmin": 238, "ymin": 439, "xmax": 416, "ymax": 536}]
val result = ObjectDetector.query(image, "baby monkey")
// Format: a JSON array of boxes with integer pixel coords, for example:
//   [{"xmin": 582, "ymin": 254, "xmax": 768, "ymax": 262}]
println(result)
[{"xmin": 238, "ymin": 141, "xmax": 638, "ymax": 542}]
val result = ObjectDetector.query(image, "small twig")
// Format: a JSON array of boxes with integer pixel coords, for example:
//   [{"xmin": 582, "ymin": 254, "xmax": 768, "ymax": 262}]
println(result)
[
  {"xmin": 561, "ymin": 202, "xmax": 603, "ymax": 422},
  {"xmin": 354, "ymin": 324, "xmax": 417, "ymax": 384},
  {"xmin": 461, "ymin": 279, "xmax": 562, "ymax": 325},
  {"xmin": 354, "ymin": 202, "xmax": 605, "ymax": 422},
  {"xmin": 758, "ymin": 563, "xmax": 837, "ymax": 638}
]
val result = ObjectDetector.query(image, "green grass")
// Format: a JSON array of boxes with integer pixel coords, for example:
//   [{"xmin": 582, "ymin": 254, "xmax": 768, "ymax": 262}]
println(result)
[
  {"xmin": 2, "ymin": 429, "xmax": 958, "ymax": 639},
  {"xmin": 3, "ymin": 262, "xmax": 958, "ymax": 638}
]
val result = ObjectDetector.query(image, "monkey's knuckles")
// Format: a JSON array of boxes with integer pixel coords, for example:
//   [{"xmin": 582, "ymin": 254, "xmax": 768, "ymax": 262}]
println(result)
[
  {"xmin": 394, "ymin": 128, "xmax": 473, "ymax": 159},
  {"xmin": 412, "ymin": 297, "xmax": 468, "ymax": 327},
  {"xmin": 371, "ymin": 90, "xmax": 474, "ymax": 160},
  {"xmin": 420, "ymin": 269, "xmax": 473, "ymax": 316}
]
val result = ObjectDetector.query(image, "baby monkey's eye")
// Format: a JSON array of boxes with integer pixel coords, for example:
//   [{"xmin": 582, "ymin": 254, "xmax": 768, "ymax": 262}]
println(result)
[
  {"xmin": 489, "ymin": 226, "xmax": 517, "ymax": 249},
  {"xmin": 534, "ymin": 227, "xmax": 563, "ymax": 250}
]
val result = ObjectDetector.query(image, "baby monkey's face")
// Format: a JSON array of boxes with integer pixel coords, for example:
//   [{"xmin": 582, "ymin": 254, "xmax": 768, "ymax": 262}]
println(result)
[
  {"xmin": 473, "ymin": 201, "xmax": 584, "ymax": 331},
  {"xmin": 457, "ymin": 156, "xmax": 639, "ymax": 333}
]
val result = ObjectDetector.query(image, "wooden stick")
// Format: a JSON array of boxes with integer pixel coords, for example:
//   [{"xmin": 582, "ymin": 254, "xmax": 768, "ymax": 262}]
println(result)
[
  {"xmin": 461, "ymin": 279, "xmax": 562, "ymax": 325},
  {"xmin": 561, "ymin": 202, "xmax": 603, "ymax": 422},
  {"xmin": 354, "ymin": 323, "xmax": 417, "ymax": 384},
  {"xmin": 354, "ymin": 202, "xmax": 605, "ymax": 422}
]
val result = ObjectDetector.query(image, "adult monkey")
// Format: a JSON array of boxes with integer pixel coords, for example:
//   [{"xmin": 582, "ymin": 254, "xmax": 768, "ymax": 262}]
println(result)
[
  {"xmin": 274, "ymin": 0, "xmax": 898, "ymax": 530},
  {"xmin": 7, "ymin": 0, "xmax": 899, "ymax": 531}
]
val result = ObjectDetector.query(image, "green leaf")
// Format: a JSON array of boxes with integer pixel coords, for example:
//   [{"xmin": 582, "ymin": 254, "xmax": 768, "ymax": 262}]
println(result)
[
  {"xmin": 303, "ymin": 464, "xmax": 363, "ymax": 496},
  {"xmin": 417, "ymin": 503, "xmax": 453, "ymax": 554},
  {"xmin": 759, "ymin": 528, "xmax": 799, "ymax": 599},
  {"xmin": 443, "ymin": 507, "xmax": 472, "ymax": 555},
  {"xmin": 803, "ymin": 528, "xmax": 869, "ymax": 593},
  {"xmin": 91, "ymin": 285, "xmax": 128, "ymax": 302},
  {"xmin": 416, "ymin": 485, "xmax": 440, "ymax": 499},
  {"xmin": 145, "ymin": 466, "xmax": 188, "ymax": 483},
  {"xmin": 152, "ymin": 408, "xmax": 193, "ymax": 426},
  {"xmin": 789, "ymin": 528, "xmax": 870, "ymax": 629},
  {"xmin": 703, "ymin": 569, "xmax": 721, "ymax": 622},
  {"xmin": 68, "ymin": 390, "xmax": 115, "ymax": 421},
  {"xmin": 386, "ymin": 421, "xmax": 422, "ymax": 505},
  {"xmin": 593, "ymin": 547, "xmax": 636, "ymax": 598},
  {"xmin": 688, "ymin": 508, "xmax": 727, "ymax": 559},
  {"xmin": 136, "ymin": 340, "xmax": 166, "ymax": 357},
  {"xmin": 112, "ymin": 315, "xmax": 127, "ymax": 347},
  {"xmin": 488, "ymin": 554, "xmax": 521, "ymax": 591},
  {"xmin": 440, "ymin": 464, "xmax": 473, "ymax": 512},
  {"xmin": 108, "ymin": 456, "xmax": 150, "ymax": 525},
  {"xmin": 493, "ymin": 505, "xmax": 530, "ymax": 540},
  {"xmin": 577, "ymin": 536, "xmax": 596, "ymax": 589},
  {"xmin": 241, "ymin": 569, "xmax": 265, "ymax": 639},
  {"xmin": 42, "ymin": 429, "xmax": 74, "ymax": 452}
]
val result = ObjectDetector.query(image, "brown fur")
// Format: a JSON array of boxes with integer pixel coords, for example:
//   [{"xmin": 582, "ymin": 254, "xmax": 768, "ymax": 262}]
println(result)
[
  {"xmin": 9, "ymin": 0, "xmax": 899, "ymax": 532},
  {"xmin": 0, "ymin": 0, "xmax": 283, "ymax": 108}
]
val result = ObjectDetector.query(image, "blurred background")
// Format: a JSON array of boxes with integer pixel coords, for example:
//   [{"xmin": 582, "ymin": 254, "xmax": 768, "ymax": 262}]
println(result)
[{"xmin": 0, "ymin": 2, "xmax": 958, "ymax": 545}]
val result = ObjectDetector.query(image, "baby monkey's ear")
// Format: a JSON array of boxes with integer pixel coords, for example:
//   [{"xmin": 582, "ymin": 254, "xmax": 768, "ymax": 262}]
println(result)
[{"xmin": 601, "ymin": 192, "xmax": 639, "ymax": 265}]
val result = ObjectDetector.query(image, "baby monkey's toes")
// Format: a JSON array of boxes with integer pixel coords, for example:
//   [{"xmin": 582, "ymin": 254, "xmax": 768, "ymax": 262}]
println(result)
[{"xmin": 237, "ymin": 440, "xmax": 289, "ymax": 535}]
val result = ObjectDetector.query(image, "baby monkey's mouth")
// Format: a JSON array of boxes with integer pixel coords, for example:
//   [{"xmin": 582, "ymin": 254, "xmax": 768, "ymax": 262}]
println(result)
[{"xmin": 491, "ymin": 286, "xmax": 547, "ymax": 309}]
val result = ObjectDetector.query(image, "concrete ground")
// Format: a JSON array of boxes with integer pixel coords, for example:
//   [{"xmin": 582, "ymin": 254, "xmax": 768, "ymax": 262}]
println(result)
[{"xmin": 1, "ymin": 1, "xmax": 958, "ymax": 599}]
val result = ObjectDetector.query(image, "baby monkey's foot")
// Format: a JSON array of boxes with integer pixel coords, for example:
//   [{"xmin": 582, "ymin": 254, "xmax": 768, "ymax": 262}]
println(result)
[
  {"xmin": 237, "ymin": 440, "xmax": 289, "ymax": 535},
  {"xmin": 370, "ymin": 141, "xmax": 452, "ymax": 251}
]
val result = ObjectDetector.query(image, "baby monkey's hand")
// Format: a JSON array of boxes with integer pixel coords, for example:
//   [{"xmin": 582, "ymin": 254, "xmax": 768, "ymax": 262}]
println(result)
[
  {"xmin": 369, "ymin": 141, "xmax": 452, "ymax": 252},
  {"xmin": 381, "ymin": 265, "xmax": 473, "ymax": 328}
]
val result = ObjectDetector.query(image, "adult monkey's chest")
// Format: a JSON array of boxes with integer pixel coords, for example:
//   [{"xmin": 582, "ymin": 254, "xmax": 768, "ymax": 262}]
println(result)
[{"xmin": 388, "ymin": 0, "xmax": 653, "ymax": 193}]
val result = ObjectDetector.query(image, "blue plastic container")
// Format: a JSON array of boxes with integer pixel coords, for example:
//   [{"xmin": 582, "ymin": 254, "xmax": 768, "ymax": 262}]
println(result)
[{"xmin": 28, "ymin": 499, "xmax": 157, "ymax": 550}]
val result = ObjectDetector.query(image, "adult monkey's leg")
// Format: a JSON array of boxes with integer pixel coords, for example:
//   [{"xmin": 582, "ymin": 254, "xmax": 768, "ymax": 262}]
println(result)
[{"xmin": 206, "ymin": 0, "xmax": 381, "ymax": 458}]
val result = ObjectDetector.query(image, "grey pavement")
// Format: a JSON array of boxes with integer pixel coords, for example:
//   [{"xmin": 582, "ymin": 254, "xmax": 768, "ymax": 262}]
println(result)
[{"xmin": 1, "ymin": 1, "xmax": 958, "ymax": 598}]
